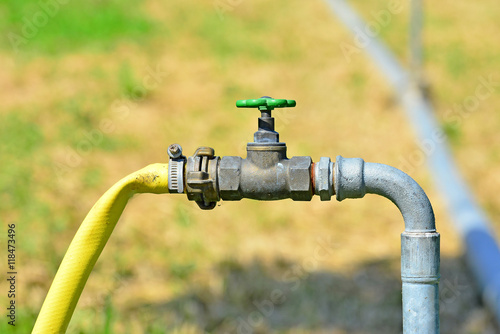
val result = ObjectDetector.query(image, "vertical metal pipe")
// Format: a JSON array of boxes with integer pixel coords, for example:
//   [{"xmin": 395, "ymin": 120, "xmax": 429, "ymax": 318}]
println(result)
[
  {"xmin": 335, "ymin": 156, "xmax": 440, "ymax": 333},
  {"xmin": 401, "ymin": 232, "xmax": 440, "ymax": 332}
]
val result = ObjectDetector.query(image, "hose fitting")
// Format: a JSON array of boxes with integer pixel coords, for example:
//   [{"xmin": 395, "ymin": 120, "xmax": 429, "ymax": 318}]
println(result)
[{"xmin": 185, "ymin": 147, "xmax": 220, "ymax": 210}]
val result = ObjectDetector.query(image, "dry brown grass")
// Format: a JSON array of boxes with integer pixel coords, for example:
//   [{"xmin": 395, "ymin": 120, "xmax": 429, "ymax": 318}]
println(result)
[{"xmin": 1, "ymin": 0, "xmax": 499, "ymax": 333}]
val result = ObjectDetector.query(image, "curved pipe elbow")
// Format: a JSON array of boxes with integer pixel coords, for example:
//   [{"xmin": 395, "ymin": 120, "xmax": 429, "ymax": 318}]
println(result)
[{"xmin": 335, "ymin": 156, "xmax": 436, "ymax": 232}]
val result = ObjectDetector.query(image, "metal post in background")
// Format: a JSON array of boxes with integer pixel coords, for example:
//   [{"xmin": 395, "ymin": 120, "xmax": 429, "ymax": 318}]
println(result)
[{"xmin": 410, "ymin": 0, "xmax": 424, "ymax": 91}]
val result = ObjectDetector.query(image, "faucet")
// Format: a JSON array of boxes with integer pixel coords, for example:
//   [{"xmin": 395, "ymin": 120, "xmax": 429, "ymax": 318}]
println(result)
[
  {"xmin": 33, "ymin": 97, "xmax": 440, "ymax": 334},
  {"xmin": 169, "ymin": 96, "xmax": 440, "ymax": 333}
]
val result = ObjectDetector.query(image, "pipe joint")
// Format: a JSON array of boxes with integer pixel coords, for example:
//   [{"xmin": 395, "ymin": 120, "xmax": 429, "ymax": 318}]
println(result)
[
  {"xmin": 334, "ymin": 156, "xmax": 365, "ymax": 201},
  {"xmin": 314, "ymin": 157, "xmax": 335, "ymax": 201},
  {"xmin": 401, "ymin": 232, "xmax": 440, "ymax": 284}
]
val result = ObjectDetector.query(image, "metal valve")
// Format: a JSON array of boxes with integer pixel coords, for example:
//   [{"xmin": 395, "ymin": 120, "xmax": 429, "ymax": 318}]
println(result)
[{"xmin": 167, "ymin": 97, "xmax": 337, "ymax": 210}]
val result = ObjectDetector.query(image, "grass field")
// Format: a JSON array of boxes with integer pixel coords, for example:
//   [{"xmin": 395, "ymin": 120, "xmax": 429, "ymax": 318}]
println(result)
[{"xmin": 1, "ymin": 0, "xmax": 499, "ymax": 333}]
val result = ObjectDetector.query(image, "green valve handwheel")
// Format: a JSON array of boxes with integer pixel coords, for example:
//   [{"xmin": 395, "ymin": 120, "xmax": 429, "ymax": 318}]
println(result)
[{"xmin": 236, "ymin": 96, "xmax": 296, "ymax": 111}]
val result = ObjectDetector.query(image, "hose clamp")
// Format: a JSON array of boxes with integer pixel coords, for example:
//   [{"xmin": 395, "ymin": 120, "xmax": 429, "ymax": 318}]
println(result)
[{"xmin": 167, "ymin": 144, "xmax": 185, "ymax": 194}]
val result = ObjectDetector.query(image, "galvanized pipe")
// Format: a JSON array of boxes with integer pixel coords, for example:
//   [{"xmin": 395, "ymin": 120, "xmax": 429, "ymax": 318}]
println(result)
[{"xmin": 335, "ymin": 156, "xmax": 440, "ymax": 333}]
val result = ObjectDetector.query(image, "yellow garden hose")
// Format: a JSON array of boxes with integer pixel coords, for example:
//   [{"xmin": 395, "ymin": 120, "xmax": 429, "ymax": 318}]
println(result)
[{"xmin": 32, "ymin": 163, "xmax": 170, "ymax": 334}]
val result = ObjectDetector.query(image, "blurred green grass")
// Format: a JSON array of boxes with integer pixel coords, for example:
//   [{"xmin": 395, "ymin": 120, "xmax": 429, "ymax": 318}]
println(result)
[
  {"xmin": 1, "ymin": 0, "xmax": 499, "ymax": 333},
  {"xmin": 1, "ymin": 0, "xmax": 155, "ymax": 54}
]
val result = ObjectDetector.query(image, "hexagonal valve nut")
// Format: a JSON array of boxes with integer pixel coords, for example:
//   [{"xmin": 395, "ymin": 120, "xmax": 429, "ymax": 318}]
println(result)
[
  {"xmin": 314, "ymin": 157, "xmax": 334, "ymax": 201},
  {"xmin": 289, "ymin": 156, "xmax": 313, "ymax": 201},
  {"xmin": 218, "ymin": 156, "xmax": 243, "ymax": 200}
]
